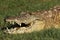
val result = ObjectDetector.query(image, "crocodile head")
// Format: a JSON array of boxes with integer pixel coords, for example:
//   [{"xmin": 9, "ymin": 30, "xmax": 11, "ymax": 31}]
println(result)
[
  {"xmin": 4, "ymin": 12, "xmax": 40, "ymax": 28},
  {"xmin": 4, "ymin": 6, "xmax": 60, "ymax": 34},
  {"xmin": 4, "ymin": 12, "xmax": 45, "ymax": 34}
]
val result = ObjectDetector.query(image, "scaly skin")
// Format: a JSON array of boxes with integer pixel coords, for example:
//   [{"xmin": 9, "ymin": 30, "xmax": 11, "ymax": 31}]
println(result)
[
  {"xmin": 4, "ymin": 5, "xmax": 60, "ymax": 34},
  {"xmin": 5, "ymin": 12, "xmax": 40, "ymax": 25}
]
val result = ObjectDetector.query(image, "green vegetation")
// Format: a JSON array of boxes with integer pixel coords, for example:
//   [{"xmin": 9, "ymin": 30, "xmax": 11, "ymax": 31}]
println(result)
[
  {"xmin": 0, "ymin": 0, "xmax": 60, "ymax": 27},
  {"xmin": 0, "ymin": 28, "xmax": 60, "ymax": 40},
  {"xmin": 0, "ymin": 0, "xmax": 60, "ymax": 40}
]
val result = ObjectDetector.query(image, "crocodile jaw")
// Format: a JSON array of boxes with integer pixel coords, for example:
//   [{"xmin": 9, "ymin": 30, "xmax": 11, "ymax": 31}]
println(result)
[{"xmin": 4, "ymin": 20, "xmax": 45, "ymax": 34}]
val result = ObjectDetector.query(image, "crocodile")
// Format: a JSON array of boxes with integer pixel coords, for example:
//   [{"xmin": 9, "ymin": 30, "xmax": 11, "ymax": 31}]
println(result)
[{"xmin": 4, "ymin": 5, "xmax": 60, "ymax": 34}]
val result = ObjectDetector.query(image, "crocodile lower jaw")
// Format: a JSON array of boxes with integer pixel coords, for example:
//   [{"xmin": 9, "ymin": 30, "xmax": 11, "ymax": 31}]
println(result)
[{"xmin": 4, "ymin": 20, "xmax": 45, "ymax": 34}]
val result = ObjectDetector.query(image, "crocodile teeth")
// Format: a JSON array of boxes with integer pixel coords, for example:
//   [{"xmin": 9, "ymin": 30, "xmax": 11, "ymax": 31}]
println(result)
[
  {"xmin": 20, "ymin": 24, "xmax": 21, "ymax": 26},
  {"xmin": 12, "ymin": 22, "xmax": 14, "ymax": 25}
]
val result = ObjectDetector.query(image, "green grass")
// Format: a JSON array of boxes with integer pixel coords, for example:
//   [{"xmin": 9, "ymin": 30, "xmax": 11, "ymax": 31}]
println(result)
[
  {"xmin": 0, "ymin": 0, "xmax": 60, "ymax": 40},
  {"xmin": 0, "ymin": 28, "xmax": 60, "ymax": 40},
  {"xmin": 0, "ymin": 0, "xmax": 60, "ymax": 27}
]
